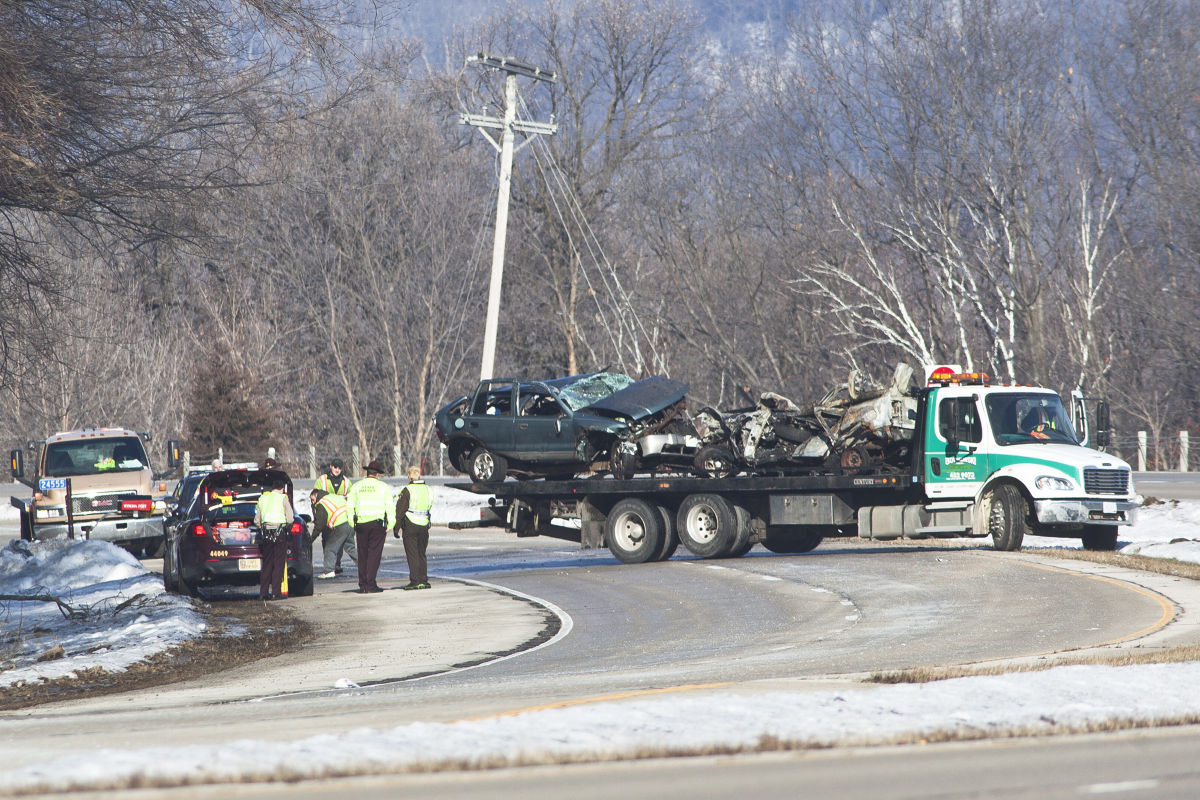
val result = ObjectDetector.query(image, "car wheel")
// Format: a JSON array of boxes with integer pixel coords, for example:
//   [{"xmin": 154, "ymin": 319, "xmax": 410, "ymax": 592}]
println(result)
[
  {"xmin": 610, "ymin": 443, "xmax": 640, "ymax": 480},
  {"xmin": 468, "ymin": 447, "xmax": 508, "ymax": 483},
  {"xmin": 676, "ymin": 493, "xmax": 737, "ymax": 558},
  {"xmin": 694, "ymin": 445, "xmax": 738, "ymax": 479},
  {"xmin": 289, "ymin": 573, "xmax": 314, "ymax": 597}
]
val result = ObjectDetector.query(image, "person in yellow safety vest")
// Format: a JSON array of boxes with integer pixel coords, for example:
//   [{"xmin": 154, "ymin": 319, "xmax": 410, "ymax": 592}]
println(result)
[
  {"xmin": 314, "ymin": 458, "xmax": 353, "ymax": 573},
  {"xmin": 393, "ymin": 465, "xmax": 434, "ymax": 590},
  {"xmin": 309, "ymin": 488, "xmax": 359, "ymax": 579},
  {"xmin": 254, "ymin": 480, "xmax": 294, "ymax": 600},
  {"xmin": 94, "ymin": 457, "xmax": 116, "ymax": 471},
  {"xmin": 347, "ymin": 460, "xmax": 392, "ymax": 594},
  {"xmin": 314, "ymin": 458, "xmax": 352, "ymax": 495}
]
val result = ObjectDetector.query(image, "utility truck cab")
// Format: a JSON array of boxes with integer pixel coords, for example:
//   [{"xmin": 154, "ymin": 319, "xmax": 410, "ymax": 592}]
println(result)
[
  {"xmin": 860, "ymin": 367, "xmax": 1137, "ymax": 551},
  {"xmin": 10, "ymin": 427, "xmax": 178, "ymax": 558}
]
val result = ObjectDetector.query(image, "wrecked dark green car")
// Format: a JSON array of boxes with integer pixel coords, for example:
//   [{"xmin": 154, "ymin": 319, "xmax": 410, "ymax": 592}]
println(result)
[{"xmin": 433, "ymin": 372, "xmax": 697, "ymax": 482}]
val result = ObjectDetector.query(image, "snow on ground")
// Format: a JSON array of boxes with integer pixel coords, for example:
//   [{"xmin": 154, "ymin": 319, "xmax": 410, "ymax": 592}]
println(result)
[
  {"xmin": 0, "ymin": 539, "xmax": 205, "ymax": 688},
  {"xmin": 3, "ymin": 489, "xmax": 1200, "ymax": 791}
]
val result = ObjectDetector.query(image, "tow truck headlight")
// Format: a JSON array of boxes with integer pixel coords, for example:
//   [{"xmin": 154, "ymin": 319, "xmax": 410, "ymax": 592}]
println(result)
[
  {"xmin": 1035, "ymin": 475, "xmax": 1075, "ymax": 491},
  {"xmin": 36, "ymin": 506, "xmax": 66, "ymax": 519}
]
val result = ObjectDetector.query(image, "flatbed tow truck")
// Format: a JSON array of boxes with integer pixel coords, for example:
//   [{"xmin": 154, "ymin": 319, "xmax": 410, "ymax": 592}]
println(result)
[{"xmin": 450, "ymin": 368, "xmax": 1138, "ymax": 563}]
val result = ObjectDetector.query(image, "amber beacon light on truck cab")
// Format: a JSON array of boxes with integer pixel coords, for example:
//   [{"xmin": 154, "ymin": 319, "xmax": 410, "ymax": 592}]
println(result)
[{"xmin": 10, "ymin": 427, "xmax": 181, "ymax": 559}]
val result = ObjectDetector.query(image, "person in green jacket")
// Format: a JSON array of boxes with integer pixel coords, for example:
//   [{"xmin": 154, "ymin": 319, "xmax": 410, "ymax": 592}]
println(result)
[{"xmin": 347, "ymin": 460, "xmax": 392, "ymax": 593}]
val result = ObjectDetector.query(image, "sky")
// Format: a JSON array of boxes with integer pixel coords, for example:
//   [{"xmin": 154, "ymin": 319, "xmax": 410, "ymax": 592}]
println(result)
[{"xmin": 3, "ymin": 491, "xmax": 1200, "ymax": 792}]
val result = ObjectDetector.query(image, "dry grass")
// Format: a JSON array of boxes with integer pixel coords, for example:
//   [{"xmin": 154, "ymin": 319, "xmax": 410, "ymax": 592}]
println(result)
[
  {"xmin": 870, "ymin": 544, "xmax": 1200, "ymax": 684},
  {"xmin": 0, "ymin": 598, "xmax": 312, "ymax": 710}
]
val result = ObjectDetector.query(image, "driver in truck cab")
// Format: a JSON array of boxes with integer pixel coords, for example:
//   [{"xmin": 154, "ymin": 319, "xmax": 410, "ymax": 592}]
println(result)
[{"xmin": 1020, "ymin": 406, "xmax": 1052, "ymax": 439}]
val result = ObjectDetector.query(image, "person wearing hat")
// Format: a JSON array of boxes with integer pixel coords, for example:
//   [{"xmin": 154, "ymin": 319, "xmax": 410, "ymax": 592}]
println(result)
[
  {"xmin": 393, "ymin": 465, "xmax": 434, "ymax": 590},
  {"xmin": 310, "ymin": 487, "xmax": 358, "ymax": 578},
  {"xmin": 314, "ymin": 458, "xmax": 352, "ymax": 496},
  {"xmin": 314, "ymin": 458, "xmax": 353, "ymax": 573},
  {"xmin": 346, "ymin": 459, "xmax": 393, "ymax": 593}
]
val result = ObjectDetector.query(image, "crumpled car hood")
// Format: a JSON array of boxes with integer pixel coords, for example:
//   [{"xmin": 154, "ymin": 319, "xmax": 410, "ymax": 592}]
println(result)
[{"xmin": 580, "ymin": 375, "xmax": 689, "ymax": 419}]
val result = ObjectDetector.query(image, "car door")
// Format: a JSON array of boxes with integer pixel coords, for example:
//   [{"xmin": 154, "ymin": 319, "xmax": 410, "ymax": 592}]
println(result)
[
  {"xmin": 464, "ymin": 380, "xmax": 517, "ymax": 457},
  {"xmin": 513, "ymin": 382, "xmax": 577, "ymax": 463}
]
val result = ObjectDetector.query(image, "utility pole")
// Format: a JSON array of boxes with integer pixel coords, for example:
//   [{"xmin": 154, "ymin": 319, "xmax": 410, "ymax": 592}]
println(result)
[{"xmin": 460, "ymin": 53, "xmax": 557, "ymax": 381}]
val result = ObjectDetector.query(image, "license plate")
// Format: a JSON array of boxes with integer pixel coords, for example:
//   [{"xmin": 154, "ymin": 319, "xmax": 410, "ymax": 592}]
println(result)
[
  {"xmin": 39, "ymin": 478, "xmax": 67, "ymax": 490},
  {"xmin": 238, "ymin": 558, "xmax": 261, "ymax": 571}
]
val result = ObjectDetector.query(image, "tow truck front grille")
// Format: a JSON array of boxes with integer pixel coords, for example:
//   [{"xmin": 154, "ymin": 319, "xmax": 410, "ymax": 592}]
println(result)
[
  {"xmin": 71, "ymin": 492, "xmax": 137, "ymax": 515},
  {"xmin": 1083, "ymin": 468, "xmax": 1129, "ymax": 495}
]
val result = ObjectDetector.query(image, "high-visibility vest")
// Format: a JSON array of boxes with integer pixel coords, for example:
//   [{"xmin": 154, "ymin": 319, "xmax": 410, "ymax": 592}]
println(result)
[
  {"xmin": 348, "ymin": 476, "xmax": 392, "ymax": 527},
  {"xmin": 317, "ymin": 493, "xmax": 349, "ymax": 528},
  {"xmin": 315, "ymin": 473, "xmax": 351, "ymax": 496},
  {"xmin": 404, "ymin": 481, "xmax": 433, "ymax": 526},
  {"xmin": 257, "ymin": 491, "xmax": 289, "ymax": 527}
]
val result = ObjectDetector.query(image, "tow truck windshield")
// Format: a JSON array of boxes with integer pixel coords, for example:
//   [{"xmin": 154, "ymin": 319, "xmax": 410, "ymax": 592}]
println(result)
[{"xmin": 985, "ymin": 392, "xmax": 1079, "ymax": 445}]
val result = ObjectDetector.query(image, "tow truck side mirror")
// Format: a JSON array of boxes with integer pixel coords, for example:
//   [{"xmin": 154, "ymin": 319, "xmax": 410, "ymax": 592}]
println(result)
[
  {"xmin": 10, "ymin": 449, "xmax": 23, "ymax": 480},
  {"xmin": 1096, "ymin": 402, "xmax": 1111, "ymax": 448},
  {"xmin": 166, "ymin": 439, "xmax": 180, "ymax": 469}
]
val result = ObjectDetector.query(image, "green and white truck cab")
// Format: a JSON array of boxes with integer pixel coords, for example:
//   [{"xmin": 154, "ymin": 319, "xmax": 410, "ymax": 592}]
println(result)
[{"xmin": 882, "ymin": 367, "xmax": 1138, "ymax": 551}]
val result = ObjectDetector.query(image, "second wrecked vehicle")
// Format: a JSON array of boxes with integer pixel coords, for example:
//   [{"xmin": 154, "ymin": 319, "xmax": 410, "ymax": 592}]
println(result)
[
  {"xmin": 434, "ymin": 371, "xmax": 697, "ymax": 482},
  {"xmin": 692, "ymin": 363, "xmax": 920, "ymax": 477}
]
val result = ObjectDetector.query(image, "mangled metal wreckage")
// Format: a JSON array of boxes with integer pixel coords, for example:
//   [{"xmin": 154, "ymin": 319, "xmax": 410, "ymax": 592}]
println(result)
[
  {"xmin": 692, "ymin": 363, "xmax": 919, "ymax": 477},
  {"xmin": 436, "ymin": 364, "xmax": 921, "ymax": 481}
]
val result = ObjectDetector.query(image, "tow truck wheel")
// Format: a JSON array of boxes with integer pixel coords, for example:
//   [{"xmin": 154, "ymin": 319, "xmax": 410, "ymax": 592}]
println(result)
[
  {"xmin": 467, "ymin": 447, "xmax": 508, "ymax": 483},
  {"xmin": 987, "ymin": 484, "xmax": 1028, "ymax": 551},
  {"xmin": 605, "ymin": 498, "xmax": 664, "ymax": 564},
  {"xmin": 1080, "ymin": 525, "xmax": 1119, "ymax": 551},
  {"xmin": 761, "ymin": 526, "xmax": 823, "ymax": 553},
  {"xmin": 654, "ymin": 504, "xmax": 679, "ymax": 561},
  {"xmin": 676, "ymin": 493, "xmax": 737, "ymax": 558},
  {"xmin": 725, "ymin": 505, "xmax": 754, "ymax": 558}
]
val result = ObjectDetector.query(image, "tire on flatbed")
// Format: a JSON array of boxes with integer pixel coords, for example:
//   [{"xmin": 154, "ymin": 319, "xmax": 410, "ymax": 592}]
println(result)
[
  {"xmin": 467, "ymin": 446, "xmax": 508, "ymax": 484},
  {"xmin": 676, "ymin": 493, "xmax": 738, "ymax": 558},
  {"xmin": 605, "ymin": 498, "xmax": 665, "ymax": 564}
]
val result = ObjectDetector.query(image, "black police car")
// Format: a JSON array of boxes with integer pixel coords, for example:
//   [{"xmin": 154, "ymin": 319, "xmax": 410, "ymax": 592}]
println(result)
[{"xmin": 162, "ymin": 467, "xmax": 313, "ymax": 597}]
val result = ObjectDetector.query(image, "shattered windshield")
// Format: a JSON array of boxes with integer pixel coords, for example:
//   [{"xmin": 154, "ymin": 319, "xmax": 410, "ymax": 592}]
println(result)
[
  {"xmin": 985, "ymin": 392, "xmax": 1079, "ymax": 445},
  {"xmin": 556, "ymin": 372, "xmax": 635, "ymax": 412}
]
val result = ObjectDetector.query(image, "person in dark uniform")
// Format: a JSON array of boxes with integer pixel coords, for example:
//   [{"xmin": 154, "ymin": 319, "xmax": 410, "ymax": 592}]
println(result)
[
  {"xmin": 394, "ymin": 465, "xmax": 434, "ymax": 590},
  {"xmin": 254, "ymin": 479, "xmax": 293, "ymax": 600},
  {"xmin": 347, "ymin": 460, "xmax": 392, "ymax": 594}
]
